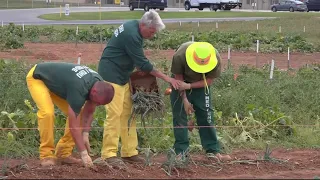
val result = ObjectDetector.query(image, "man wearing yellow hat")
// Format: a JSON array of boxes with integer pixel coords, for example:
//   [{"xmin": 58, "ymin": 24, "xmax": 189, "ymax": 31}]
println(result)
[{"xmin": 169, "ymin": 41, "xmax": 231, "ymax": 162}]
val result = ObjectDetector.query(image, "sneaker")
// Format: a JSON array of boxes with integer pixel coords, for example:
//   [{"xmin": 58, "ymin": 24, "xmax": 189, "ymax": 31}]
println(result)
[
  {"xmin": 40, "ymin": 157, "xmax": 57, "ymax": 167},
  {"xmin": 122, "ymin": 155, "xmax": 145, "ymax": 164},
  {"xmin": 57, "ymin": 156, "xmax": 82, "ymax": 165}
]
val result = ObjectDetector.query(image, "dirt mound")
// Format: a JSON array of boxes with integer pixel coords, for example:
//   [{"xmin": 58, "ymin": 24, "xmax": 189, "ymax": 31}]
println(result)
[{"xmin": 1, "ymin": 148, "xmax": 319, "ymax": 179}]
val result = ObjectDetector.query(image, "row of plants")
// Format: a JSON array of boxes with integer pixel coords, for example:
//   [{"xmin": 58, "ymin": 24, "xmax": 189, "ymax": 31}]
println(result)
[
  {"xmin": 1, "ymin": 59, "xmax": 320, "ymax": 158},
  {"xmin": 0, "ymin": 23, "xmax": 319, "ymax": 53}
]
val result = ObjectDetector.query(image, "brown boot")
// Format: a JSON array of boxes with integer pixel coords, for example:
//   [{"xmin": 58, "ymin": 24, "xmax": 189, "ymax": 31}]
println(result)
[
  {"xmin": 40, "ymin": 157, "xmax": 57, "ymax": 167},
  {"xmin": 57, "ymin": 156, "xmax": 82, "ymax": 165},
  {"xmin": 122, "ymin": 155, "xmax": 145, "ymax": 164},
  {"xmin": 93, "ymin": 157, "xmax": 127, "ymax": 170}
]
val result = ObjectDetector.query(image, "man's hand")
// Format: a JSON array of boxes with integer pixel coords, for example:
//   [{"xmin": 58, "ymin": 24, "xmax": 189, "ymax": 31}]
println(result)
[
  {"xmin": 169, "ymin": 77, "xmax": 182, "ymax": 90},
  {"xmin": 80, "ymin": 150, "xmax": 94, "ymax": 168},
  {"xmin": 178, "ymin": 82, "xmax": 191, "ymax": 91},
  {"xmin": 183, "ymin": 98, "xmax": 195, "ymax": 115},
  {"xmin": 82, "ymin": 132, "xmax": 91, "ymax": 154},
  {"xmin": 149, "ymin": 70, "xmax": 182, "ymax": 90}
]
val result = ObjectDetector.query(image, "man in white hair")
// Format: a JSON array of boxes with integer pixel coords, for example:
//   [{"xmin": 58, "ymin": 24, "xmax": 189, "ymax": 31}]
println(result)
[{"xmin": 94, "ymin": 10, "xmax": 182, "ymax": 168}]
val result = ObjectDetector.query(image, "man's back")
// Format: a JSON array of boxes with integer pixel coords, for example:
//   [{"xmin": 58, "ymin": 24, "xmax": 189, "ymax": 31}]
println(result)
[
  {"xmin": 33, "ymin": 62, "xmax": 102, "ymax": 114},
  {"xmin": 98, "ymin": 20, "xmax": 150, "ymax": 86}
]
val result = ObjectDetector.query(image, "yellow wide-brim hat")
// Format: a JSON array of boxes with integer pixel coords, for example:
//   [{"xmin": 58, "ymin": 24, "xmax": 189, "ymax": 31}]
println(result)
[{"xmin": 185, "ymin": 42, "xmax": 218, "ymax": 74}]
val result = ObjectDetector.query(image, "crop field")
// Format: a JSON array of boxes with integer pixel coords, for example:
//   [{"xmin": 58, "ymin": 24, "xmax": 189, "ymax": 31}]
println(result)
[{"xmin": 0, "ymin": 11, "xmax": 320, "ymax": 179}]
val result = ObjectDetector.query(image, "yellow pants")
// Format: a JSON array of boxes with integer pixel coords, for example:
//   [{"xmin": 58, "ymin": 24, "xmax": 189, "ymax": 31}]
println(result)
[
  {"xmin": 101, "ymin": 82, "xmax": 138, "ymax": 159},
  {"xmin": 26, "ymin": 65, "xmax": 81, "ymax": 160}
]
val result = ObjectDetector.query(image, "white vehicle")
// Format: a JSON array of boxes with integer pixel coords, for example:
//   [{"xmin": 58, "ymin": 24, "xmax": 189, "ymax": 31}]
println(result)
[{"xmin": 184, "ymin": 0, "xmax": 242, "ymax": 11}]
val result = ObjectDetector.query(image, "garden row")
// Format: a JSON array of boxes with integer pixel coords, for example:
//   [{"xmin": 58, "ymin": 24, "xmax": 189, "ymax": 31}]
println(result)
[
  {"xmin": 1, "ymin": 59, "xmax": 320, "ymax": 158},
  {"xmin": 0, "ymin": 23, "xmax": 319, "ymax": 53}
]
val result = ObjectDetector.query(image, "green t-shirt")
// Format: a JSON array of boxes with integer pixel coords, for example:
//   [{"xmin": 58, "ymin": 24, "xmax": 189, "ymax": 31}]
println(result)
[
  {"xmin": 98, "ymin": 20, "xmax": 154, "ymax": 86},
  {"xmin": 32, "ymin": 62, "xmax": 103, "ymax": 115},
  {"xmin": 170, "ymin": 41, "xmax": 222, "ymax": 83}
]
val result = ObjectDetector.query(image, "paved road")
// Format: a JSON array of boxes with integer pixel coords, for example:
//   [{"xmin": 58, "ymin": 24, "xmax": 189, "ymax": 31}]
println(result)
[{"xmin": 0, "ymin": 6, "xmax": 276, "ymax": 25}]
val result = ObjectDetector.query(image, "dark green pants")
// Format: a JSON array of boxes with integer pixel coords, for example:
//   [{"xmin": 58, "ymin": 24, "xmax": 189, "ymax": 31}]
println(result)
[{"xmin": 170, "ymin": 86, "xmax": 220, "ymax": 155}]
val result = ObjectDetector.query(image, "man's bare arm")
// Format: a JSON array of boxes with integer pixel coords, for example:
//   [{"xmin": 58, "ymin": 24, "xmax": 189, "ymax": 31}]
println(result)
[
  {"xmin": 173, "ymin": 74, "xmax": 188, "ymax": 100},
  {"xmin": 149, "ymin": 69, "xmax": 171, "ymax": 83},
  {"xmin": 81, "ymin": 101, "xmax": 97, "ymax": 133},
  {"xmin": 149, "ymin": 69, "xmax": 181, "ymax": 90},
  {"xmin": 68, "ymin": 106, "xmax": 86, "ymax": 152},
  {"xmin": 189, "ymin": 78, "xmax": 214, "ymax": 89}
]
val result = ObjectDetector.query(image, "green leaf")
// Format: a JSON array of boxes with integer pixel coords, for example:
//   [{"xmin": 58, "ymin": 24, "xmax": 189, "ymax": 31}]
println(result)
[{"xmin": 7, "ymin": 132, "xmax": 14, "ymax": 141}]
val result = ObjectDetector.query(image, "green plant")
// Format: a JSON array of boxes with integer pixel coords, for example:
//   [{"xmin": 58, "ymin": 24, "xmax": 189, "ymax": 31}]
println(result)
[
  {"xmin": 0, "ymin": 23, "xmax": 319, "ymax": 53},
  {"xmin": 0, "ymin": 23, "xmax": 24, "ymax": 49}
]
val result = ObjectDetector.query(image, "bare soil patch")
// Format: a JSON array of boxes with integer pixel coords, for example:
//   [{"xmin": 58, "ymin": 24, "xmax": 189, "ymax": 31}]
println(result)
[
  {"xmin": 0, "ymin": 43, "xmax": 319, "ymax": 70},
  {"xmin": 1, "ymin": 148, "xmax": 319, "ymax": 179}
]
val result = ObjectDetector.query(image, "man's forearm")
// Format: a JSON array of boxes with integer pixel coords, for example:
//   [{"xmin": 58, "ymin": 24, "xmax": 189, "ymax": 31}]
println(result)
[
  {"xmin": 173, "ymin": 74, "xmax": 188, "ymax": 101},
  {"xmin": 149, "ymin": 69, "xmax": 170, "ymax": 83},
  {"xmin": 70, "ymin": 126, "xmax": 86, "ymax": 152},
  {"xmin": 68, "ymin": 111, "xmax": 86, "ymax": 152},
  {"xmin": 180, "ymin": 90, "xmax": 187, "ymax": 101},
  {"xmin": 81, "ymin": 101, "xmax": 96, "ymax": 133},
  {"xmin": 82, "ymin": 115, "xmax": 94, "ymax": 132},
  {"xmin": 190, "ymin": 78, "xmax": 213, "ymax": 89}
]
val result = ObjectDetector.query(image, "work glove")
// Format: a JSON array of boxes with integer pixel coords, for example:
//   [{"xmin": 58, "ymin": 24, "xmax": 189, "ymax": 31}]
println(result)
[
  {"xmin": 80, "ymin": 150, "xmax": 94, "ymax": 168},
  {"xmin": 82, "ymin": 132, "xmax": 91, "ymax": 154}
]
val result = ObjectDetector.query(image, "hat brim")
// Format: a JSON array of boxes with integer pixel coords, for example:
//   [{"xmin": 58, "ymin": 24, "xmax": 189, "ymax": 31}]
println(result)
[{"xmin": 185, "ymin": 42, "xmax": 218, "ymax": 74}]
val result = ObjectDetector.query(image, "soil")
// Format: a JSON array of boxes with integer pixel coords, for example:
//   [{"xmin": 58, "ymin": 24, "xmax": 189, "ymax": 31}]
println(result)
[
  {"xmin": 1, "ymin": 148, "xmax": 320, "ymax": 179},
  {"xmin": 0, "ymin": 43, "xmax": 319, "ymax": 70},
  {"xmin": 1, "ymin": 43, "xmax": 320, "ymax": 179}
]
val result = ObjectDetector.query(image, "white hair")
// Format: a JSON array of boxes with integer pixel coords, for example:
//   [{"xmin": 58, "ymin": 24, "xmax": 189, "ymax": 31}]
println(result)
[{"xmin": 140, "ymin": 9, "xmax": 166, "ymax": 32}]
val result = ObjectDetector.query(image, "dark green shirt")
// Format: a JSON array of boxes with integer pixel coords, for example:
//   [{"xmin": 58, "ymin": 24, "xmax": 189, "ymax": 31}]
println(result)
[
  {"xmin": 170, "ymin": 41, "xmax": 222, "ymax": 83},
  {"xmin": 98, "ymin": 20, "xmax": 154, "ymax": 86},
  {"xmin": 32, "ymin": 62, "xmax": 103, "ymax": 115}
]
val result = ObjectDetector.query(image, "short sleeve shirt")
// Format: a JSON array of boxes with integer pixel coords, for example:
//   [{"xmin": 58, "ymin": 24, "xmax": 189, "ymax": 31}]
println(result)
[
  {"xmin": 98, "ymin": 20, "xmax": 154, "ymax": 85},
  {"xmin": 33, "ymin": 62, "xmax": 103, "ymax": 115}
]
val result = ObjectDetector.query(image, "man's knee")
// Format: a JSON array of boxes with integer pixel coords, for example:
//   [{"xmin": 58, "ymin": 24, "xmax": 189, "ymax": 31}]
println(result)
[{"xmin": 37, "ymin": 108, "xmax": 55, "ymax": 120}]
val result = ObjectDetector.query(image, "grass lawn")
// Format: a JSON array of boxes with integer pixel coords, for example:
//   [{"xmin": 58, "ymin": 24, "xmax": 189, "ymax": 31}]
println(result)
[
  {"xmin": 37, "ymin": 11, "xmax": 319, "ymax": 21},
  {"xmin": 0, "ymin": 0, "xmax": 65, "ymax": 9},
  {"xmin": 0, "ymin": 0, "xmax": 97, "ymax": 9},
  {"xmin": 34, "ymin": 13, "xmax": 320, "ymax": 45}
]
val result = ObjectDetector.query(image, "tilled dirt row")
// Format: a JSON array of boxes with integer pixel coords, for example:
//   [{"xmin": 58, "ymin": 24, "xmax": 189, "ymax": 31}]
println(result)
[
  {"xmin": 1, "ymin": 148, "xmax": 319, "ymax": 179},
  {"xmin": 1, "ymin": 43, "xmax": 319, "ymax": 70}
]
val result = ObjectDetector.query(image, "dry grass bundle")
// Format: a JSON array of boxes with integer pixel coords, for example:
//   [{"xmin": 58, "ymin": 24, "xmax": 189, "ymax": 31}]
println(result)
[
  {"xmin": 161, "ymin": 148, "xmax": 191, "ymax": 176},
  {"xmin": 128, "ymin": 86, "xmax": 165, "ymax": 132}
]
